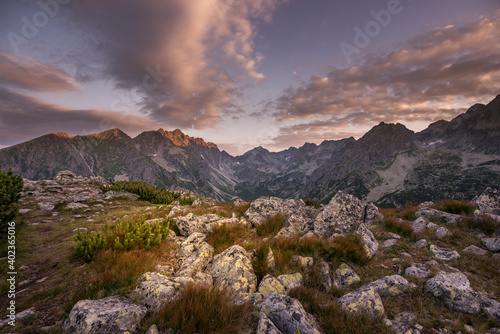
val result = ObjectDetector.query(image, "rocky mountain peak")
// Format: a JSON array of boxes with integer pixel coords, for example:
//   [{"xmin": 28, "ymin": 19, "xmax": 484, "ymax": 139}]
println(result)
[
  {"xmin": 53, "ymin": 132, "xmax": 72, "ymax": 139},
  {"xmin": 156, "ymin": 128, "xmax": 218, "ymax": 149},
  {"xmin": 86, "ymin": 128, "xmax": 131, "ymax": 141}
]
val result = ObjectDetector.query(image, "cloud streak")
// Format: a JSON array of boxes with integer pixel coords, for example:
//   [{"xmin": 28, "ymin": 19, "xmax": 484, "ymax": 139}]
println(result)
[
  {"xmin": 0, "ymin": 53, "xmax": 78, "ymax": 91},
  {"xmin": 63, "ymin": 0, "xmax": 286, "ymax": 129},
  {"xmin": 268, "ymin": 11, "xmax": 500, "ymax": 146}
]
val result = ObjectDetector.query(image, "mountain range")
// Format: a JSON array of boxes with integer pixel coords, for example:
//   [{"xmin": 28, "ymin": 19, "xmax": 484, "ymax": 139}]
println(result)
[{"xmin": 1, "ymin": 95, "xmax": 499, "ymax": 207}]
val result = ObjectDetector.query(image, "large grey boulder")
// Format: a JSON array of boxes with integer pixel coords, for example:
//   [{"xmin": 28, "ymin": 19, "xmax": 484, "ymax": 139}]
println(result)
[
  {"xmin": 257, "ymin": 293, "xmax": 322, "ymax": 334},
  {"xmin": 62, "ymin": 295, "xmax": 146, "ymax": 334},
  {"xmin": 405, "ymin": 263, "xmax": 430, "ymax": 281},
  {"xmin": 175, "ymin": 213, "xmax": 242, "ymax": 237},
  {"xmin": 277, "ymin": 273, "xmax": 303, "ymax": 292},
  {"xmin": 244, "ymin": 197, "xmax": 311, "ymax": 227},
  {"xmin": 129, "ymin": 272, "xmax": 194, "ymax": 313},
  {"xmin": 425, "ymin": 272, "xmax": 481, "ymax": 314},
  {"xmin": 415, "ymin": 207, "xmax": 461, "ymax": 224},
  {"xmin": 208, "ymin": 245, "xmax": 257, "ymax": 300},
  {"xmin": 313, "ymin": 191, "xmax": 365, "ymax": 238},
  {"xmin": 338, "ymin": 287, "xmax": 385, "ymax": 319}
]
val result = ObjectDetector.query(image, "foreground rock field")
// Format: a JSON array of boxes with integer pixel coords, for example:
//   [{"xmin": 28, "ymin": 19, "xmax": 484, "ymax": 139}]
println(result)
[{"xmin": 1, "ymin": 171, "xmax": 499, "ymax": 333}]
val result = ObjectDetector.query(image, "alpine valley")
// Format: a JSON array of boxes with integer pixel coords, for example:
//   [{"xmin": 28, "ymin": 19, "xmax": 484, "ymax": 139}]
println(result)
[{"xmin": 1, "ymin": 95, "xmax": 500, "ymax": 207}]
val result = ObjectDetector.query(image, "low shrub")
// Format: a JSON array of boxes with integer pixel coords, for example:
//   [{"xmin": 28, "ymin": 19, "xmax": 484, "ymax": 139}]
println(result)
[
  {"xmin": 74, "ymin": 216, "xmax": 170, "ymax": 261},
  {"xmin": 0, "ymin": 165, "xmax": 23, "ymax": 233},
  {"xmin": 100, "ymin": 180, "xmax": 189, "ymax": 205},
  {"xmin": 144, "ymin": 285, "xmax": 252, "ymax": 334}
]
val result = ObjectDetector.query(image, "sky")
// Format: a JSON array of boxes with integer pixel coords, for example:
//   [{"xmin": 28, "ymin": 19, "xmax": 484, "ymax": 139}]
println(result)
[{"xmin": 0, "ymin": 0, "xmax": 499, "ymax": 155}]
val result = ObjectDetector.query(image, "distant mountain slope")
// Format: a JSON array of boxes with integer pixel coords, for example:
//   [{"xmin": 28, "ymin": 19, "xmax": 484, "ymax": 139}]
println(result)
[{"xmin": 1, "ymin": 95, "xmax": 499, "ymax": 205}]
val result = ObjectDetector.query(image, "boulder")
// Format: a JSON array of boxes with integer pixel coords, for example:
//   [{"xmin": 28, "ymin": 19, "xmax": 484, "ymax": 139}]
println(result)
[
  {"xmin": 313, "ymin": 191, "xmax": 366, "ymax": 238},
  {"xmin": 412, "ymin": 239, "xmax": 428, "ymax": 249},
  {"xmin": 404, "ymin": 263, "xmax": 430, "ymax": 281},
  {"xmin": 256, "ymin": 312, "xmax": 284, "ymax": 334},
  {"xmin": 473, "ymin": 187, "xmax": 500, "ymax": 215},
  {"xmin": 167, "ymin": 205, "xmax": 188, "ymax": 219},
  {"xmin": 257, "ymin": 293, "xmax": 322, "ymax": 334},
  {"xmin": 481, "ymin": 296, "xmax": 500, "ymax": 322},
  {"xmin": 382, "ymin": 239, "xmax": 398, "ymax": 248},
  {"xmin": 37, "ymin": 202, "xmax": 55, "ymax": 211},
  {"xmin": 425, "ymin": 272, "xmax": 481, "ymax": 314},
  {"xmin": 482, "ymin": 238, "xmax": 500, "ymax": 252},
  {"xmin": 176, "ymin": 236, "xmax": 214, "ymax": 278},
  {"xmin": 208, "ymin": 245, "xmax": 257, "ymax": 300},
  {"xmin": 258, "ymin": 275, "xmax": 286, "ymax": 298},
  {"xmin": 463, "ymin": 245, "xmax": 489, "ymax": 256},
  {"xmin": 292, "ymin": 255, "xmax": 314, "ymax": 268},
  {"xmin": 65, "ymin": 202, "xmax": 89, "ymax": 211},
  {"xmin": 338, "ymin": 287, "xmax": 385, "ymax": 319},
  {"xmin": 334, "ymin": 263, "xmax": 361, "ymax": 289},
  {"xmin": 354, "ymin": 223, "xmax": 379, "ymax": 259},
  {"xmin": 411, "ymin": 217, "xmax": 427, "ymax": 233},
  {"xmin": 429, "ymin": 245, "xmax": 461, "ymax": 261},
  {"xmin": 244, "ymin": 197, "xmax": 308, "ymax": 227},
  {"xmin": 275, "ymin": 214, "xmax": 311, "ymax": 239},
  {"xmin": 435, "ymin": 227, "xmax": 453, "ymax": 239},
  {"xmin": 62, "ymin": 295, "xmax": 147, "ymax": 334},
  {"xmin": 415, "ymin": 207, "xmax": 461, "ymax": 224},
  {"xmin": 129, "ymin": 272, "xmax": 193, "ymax": 313},
  {"xmin": 277, "ymin": 273, "xmax": 303, "ymax": 292},
  {"xmin": 360, "ymin": 275, "xmax": 413, "ymax": 297},
  {"xmin": 104, "ymin": 190, "xmax": 140, "ymax": 200}
]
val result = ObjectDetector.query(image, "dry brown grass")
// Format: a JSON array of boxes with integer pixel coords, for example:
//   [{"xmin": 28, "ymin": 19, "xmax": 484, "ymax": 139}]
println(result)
[
  {"xmin": 289, "ymin": 286, "xmax": 389, "ymax": 334},
  {"xmin": 142, "ymin": 285, "xmax": 253, "ymax": 334}
]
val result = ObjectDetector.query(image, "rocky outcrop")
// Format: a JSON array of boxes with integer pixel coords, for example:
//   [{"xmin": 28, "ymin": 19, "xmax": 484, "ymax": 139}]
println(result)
[
  {"xmin": 429, "ymin": 245, "xmax": 461, "ymax": 261},
  {"xmin": 354, "ymin": 223, "xmax": 379, "ymax": 259},
  {"xmin": 62, "ymin": 295, "xmax": 147, "ymax": 334},
  {"xmin": 415, "ymin": 207, "xmax": 462, "ymax": 224},
  {"xmin": 425, "ymin": 272, "xmax": 481, "ymax": 314},
  {"xmin": 244, "ymin": 197, "xmax": 312, "ymax": 227},
  {"xmin": 208, "ymin": 245, "xmax": 257, "ymax": 300},
  {"xmin": 338, "ymin": 287, "xmax": 385, "ymax": 319},
  {"xmin": 257, "ymin": 293, "xmax": 322, "ymax": 334},
  {"xmin": 129, "ymin": 273, "xmax": 194, "ymax": 313},
  {"xmin": 334, "ymin": 263, "xmax": 361, "ymax": 289}
]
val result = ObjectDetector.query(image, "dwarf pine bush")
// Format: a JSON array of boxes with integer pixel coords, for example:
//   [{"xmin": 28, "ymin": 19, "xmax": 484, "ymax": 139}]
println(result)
[
  {"xmin": 0, "ymin": 165, "xmax": 23, "ymax": 233},
  {"xmin": 75, "ymin": 216, "xmax": 170, "ymax": 261},
  {"xmin": 101, "ymin": 180, "xmax": 194, "ymax": 205}
]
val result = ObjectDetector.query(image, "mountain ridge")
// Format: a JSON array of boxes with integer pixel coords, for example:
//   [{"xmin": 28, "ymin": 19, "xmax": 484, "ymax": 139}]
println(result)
[{"xmin": 1, "ymin": 95, "xmax": 499, "ymax": 205}]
